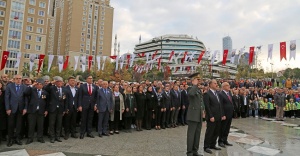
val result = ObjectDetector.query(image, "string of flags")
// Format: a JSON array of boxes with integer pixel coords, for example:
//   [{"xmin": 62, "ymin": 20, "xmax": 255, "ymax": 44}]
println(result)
[{"xmin": 0, "ymin": 39, "xmax": 297, "ymax": 73}]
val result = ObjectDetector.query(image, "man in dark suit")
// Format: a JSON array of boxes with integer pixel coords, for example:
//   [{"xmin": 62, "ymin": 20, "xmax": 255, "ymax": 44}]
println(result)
[
  {"xmin": 181, "ymin": 84, "xmax": 189, "ymax": 125},
  {"xmin": 44, "ymin": 76, "xmax": 66, "ymax": 143},
  {"xmin": 64, "ymin": 76, "xmax": 79, "ymax": 140},
  {"xmin": 25, "ymin": 79, "xmax": 48, "ymax": 144},
  {"xmin": 78, "ymin": 75, "xmax": 97, "ymax": 139},
  {"xmin": 240, "ymin": 91, "xmax": 249, "ymax": 118},
  {"xmin": 161, "ymin": 86, "xmax": 172, "ymax": 129},
  {"xmin": 203, "ymin": 79, "xmax": 225, "ymax": 154},
  {"xmin": 5, "ymin": 75, "xmax": 28, "ymax": 147},
  {"xmin": 186, "ymin": 73, "xmax": 204, "ymax": 156},
  {"xmin": 232, "ymin": 90, "xmax": 240, "ymax": 118},
  {"xmin": 170, "ymin": 85, "xmax": 181, "ymax": 127},
  {"xmin": 96, "ymin": 81, "xmax": 113, "ymax": 137},
  {"xmin": 218, "ymin": 82, "xmax": 234, "ymax": 148}
]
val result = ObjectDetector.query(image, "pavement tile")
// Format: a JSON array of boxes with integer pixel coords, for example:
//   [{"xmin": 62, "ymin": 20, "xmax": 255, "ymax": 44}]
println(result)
[{"xmin": 247, "ymin": 146, "xmax": 280, "ymax": 155}]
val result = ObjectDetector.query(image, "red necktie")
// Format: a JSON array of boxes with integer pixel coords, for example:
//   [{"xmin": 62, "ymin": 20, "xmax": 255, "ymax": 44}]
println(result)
[
  {"xmin": 88, "ymin": 84, "xmax": 92, "ymax": 95},
  {"xmin": 227, "ymin": 92, "xmax": 232, "ymax": 103}
]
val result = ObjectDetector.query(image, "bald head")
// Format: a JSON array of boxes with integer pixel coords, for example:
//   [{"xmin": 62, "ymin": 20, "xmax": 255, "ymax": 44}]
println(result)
[{"xmin": 222, "ymin": 82, "xmax": 230, "ymax": 92}]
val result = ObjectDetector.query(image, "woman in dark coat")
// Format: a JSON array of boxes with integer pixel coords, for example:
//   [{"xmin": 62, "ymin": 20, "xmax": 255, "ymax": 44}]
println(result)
[
  {"xmin": 134, "ymin": 85, "xmax": 146, "ymax": 131},
  {"xmin": 0, "ymin": 83, "xmax": 7, "ymax": 144},
  {"xmin": 124, "ymin": 86, "xmax": 137, "ymax": 133},
  {"xmin": 154, "ymin": 87, "xmax": 163, "ymax": 130},
  {"xmin": 145, "ymin": 87, "xmax": 156, "ymax": 130}
]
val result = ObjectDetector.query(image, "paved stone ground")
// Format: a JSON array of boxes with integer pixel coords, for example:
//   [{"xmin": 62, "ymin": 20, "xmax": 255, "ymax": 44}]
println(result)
[{"xmin": 0, "ymin": 118, "xmax": 299, "ymax": 156}]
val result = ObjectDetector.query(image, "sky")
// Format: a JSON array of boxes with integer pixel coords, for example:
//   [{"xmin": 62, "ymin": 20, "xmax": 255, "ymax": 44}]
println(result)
[{"xmin": 110, "ymin": 0, "xmax": 300, "ymax": 72}]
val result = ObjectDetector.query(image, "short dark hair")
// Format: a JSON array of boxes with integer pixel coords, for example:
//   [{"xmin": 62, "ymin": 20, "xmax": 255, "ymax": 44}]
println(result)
[{"xmin": 68, "ymin": 76, "xmax": 75, "ymax": 81}]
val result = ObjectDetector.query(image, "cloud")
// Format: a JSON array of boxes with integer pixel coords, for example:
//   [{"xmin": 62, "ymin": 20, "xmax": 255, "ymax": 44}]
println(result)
[{"xmin": 110, "ymin": 0, "xmax": 300, "ymax": 71}]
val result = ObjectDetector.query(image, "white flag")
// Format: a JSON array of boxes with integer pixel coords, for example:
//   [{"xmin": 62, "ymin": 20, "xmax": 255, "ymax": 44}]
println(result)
[
  {"xmin": 120, "ymin": 55, "xmax": 125, "ymax": 69},
  {"xmin": 146, "ymin": 53, "xmax": 150, "ymax": 62},
  {"xmin": 102, "ymin": 56, "xmax": 107, "ymax": 70},
  {"xmin": 96, "ymin": 56, "xmax": 101, "ymax": 71},
  {"xmin": 130, "ymin": 54, "xmax": 135, "ymax": 67},
  {"xmin": 268, "ymin": 44, "xmax": 273, "ymax": 60},
  {"xmin": 74, "ymin": 56, "xmax": 79, "ymax": 71},
  {"xmin": 81, "ymin": 56, "xmax": 86, "ymax": 72},
  {"xmin": 29, "ymin": 54, "xmax": 36, "ymax": 72},
  {"xmin": 230, "ymin": 49, "xmax": 236, "ymax": 64},
  {"xmin": 14, "ymin": 53, "xmax": 22, "ymax": 68},
  {"xmin": 237, "ymin": 48, "xmax": 245, "ymax": 64},
  {"xmin": 290, "ymin": 40, "xmax": 296, "ymax": 60},
  {"xmin": 211, "ymin": 50, "xmax": 218, "ymax": 65},
  {"xmin": 58, "ymin": 55, "xmax": 63, "ymax": 73},
  {"xmin": 48, "ymin": 55, "xmax": 54, "ymax": 72}
]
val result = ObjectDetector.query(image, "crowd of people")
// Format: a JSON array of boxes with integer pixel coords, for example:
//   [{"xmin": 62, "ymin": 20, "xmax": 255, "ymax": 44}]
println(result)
[{"xmin": 0, "ymin": 73, "xmax": 299, "ymax": 156}]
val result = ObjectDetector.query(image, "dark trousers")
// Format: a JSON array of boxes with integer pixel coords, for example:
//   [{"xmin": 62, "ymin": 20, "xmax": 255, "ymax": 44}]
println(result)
[
  {"xmin": 21, "ymin": 113, "xmax": 28, "ymax": 138},
  {"xmin": 180, "ymin": 108, "xmax": 187, "ymax": 124},
  {"xmin": 187, "ymin": 120, "xmax": 202, "ymax": 156},
  {"xmin": 124, "ymin": 117, "xmax": 133, "ymax": 130},
  {"xmin": 297, "ymin": 110, "xmax": 300, "ymax": 117},
  {"xmin": 28, "ymin": 112, "xmax": 44, "ymax": 139},
  {"xmin": 145, "ymin": 110, "xmax": 153, "ymax": 129},
  {"xmin": 64, "ymin": 108, "xmax": 77, "ymax": 135},
  {"xmin": 218, "ymin": 116, "xmax": 232, "ymax": 144},
  {"xmin": 80, "ymin": 107, "xmax": 94, "ymax": 134},
  {"xmin": 43, "ymin": 115, "xmax": 49, "ymax": 135},
  {"xmin": 7, "ymin": 111, "xmax": 23, "ymax": 140},
  {"xmin": 109, "ymin": 110, "xmax": 120, "ymax": 131},
  {"xmin": 204, "ymin": 120, "xmax": 221, "ymax": 148},
  {"xmin": 155, "ymin": 107, "xmax": 162, "ymax": 126},
  {"xmin": 162, "ymin": 109, "xmax": 171, "ymax": 127},
  {"xmin": 98, "ymin": 110, "xmax": 109, "ymax": 134},
  {"xmin": 48, "ymin": 109, "xmax": 63, "ymax": 139}
]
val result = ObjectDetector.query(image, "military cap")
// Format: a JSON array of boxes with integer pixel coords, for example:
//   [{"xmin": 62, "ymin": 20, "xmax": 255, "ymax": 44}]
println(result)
[
  {"xmin": 188, "ymin": 72, "xmax": 201, "ymax": 79},
  {"xmin": 36, "ymin": 78, "xmax": 45, "ymax": 85}
]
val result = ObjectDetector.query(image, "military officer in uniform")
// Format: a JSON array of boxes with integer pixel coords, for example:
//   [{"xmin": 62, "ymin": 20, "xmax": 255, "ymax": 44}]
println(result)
[{"xmin": 186, "ymin": 73, "xmax": 205, "ymax": 156}]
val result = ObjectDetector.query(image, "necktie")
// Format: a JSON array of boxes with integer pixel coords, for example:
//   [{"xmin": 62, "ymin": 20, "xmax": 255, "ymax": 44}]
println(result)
[
  {"xmin": 16, "ymin": 85, "xmax": 20, "ymax": 92},
  {"xmin": 227, "ymin": 92, "xmax": 232, "ymax": 102},
  {"xmin": 175, "ymin": 91, "xmax": 178, "ymax": 98},
  {"xmin": 58, "ymin": 88, "xmax": 62, "ymax": 96},
  {"xmin": 88, "ymin": 84, "xmax": 92, "ymax": 95},
  {"xmin": 214, "ymin": 91, "xmax": 220, "ymax": 102},
  {"xmin": 38, "ymin": 89, "xmax": 41, "ymax": 98}
]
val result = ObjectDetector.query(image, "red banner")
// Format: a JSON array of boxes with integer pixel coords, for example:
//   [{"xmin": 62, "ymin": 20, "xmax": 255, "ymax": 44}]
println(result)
[
  {"xmin": 197, "ymin": 51, "xmax": 205, "ymax": 64},
  {"xmin": 37, "ymin": 54, "xmax": 45, "ymax": 73},
  {"xmin": 63, "ymin": 56, "xmax": 69, "ymax": 70},
  {"xmin": 280, "ymin": 42, "xmax": 286, "ymax": 61},
  {"xmin": 109, "ymin": 55, "xmax": 117, "ymax": 59},
  {"xmin": 181, "ymin": 51, "xmax": 188, "ymax": 64},
  {"xmin": 249, "ymin": 47, "xmax": 254, "ymax": 65},
  {"xmin": 0, "ymin": 51, "xmax": 9, "ymax": 70},
  {"xmin": 88, "ymin": 56, "xmax": 93, "ymax": 71},
  {"xmin": 222, "ymin": 50, "xmax": 228, "ymax": 65},
  {"xmin": 168, "ymin": 51, "xmax": 174, "ymax": 62},
  {"xmin": 157, "ymin": 57, "xmax": 162, "ymax": 70},
  {"xmin": 126, "ymin": 55, "xmax": 131, "ymax": 69}
]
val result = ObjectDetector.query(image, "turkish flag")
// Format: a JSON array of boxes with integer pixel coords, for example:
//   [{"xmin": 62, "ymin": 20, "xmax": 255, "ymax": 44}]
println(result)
[
  {"xmin": 157, "ymin": 56, "xmax": 162, "ymax": 70},
  {"xmin": 126, "ymin": 55, "xmax": 131, "ymax": 69},
  {"xmin": 109, "ymin": 55, "xmax": 117, "ymax": 59},
  {"xmin": 187, "ymin": 66, "xmax": 191, "ymax": 72},
  {"xmin": 152, "ymin": 51, "xmax": 158, "ymax": 60},
  {"xmin": 197, "ymin": 51, "xmax": 205, "ymax": 64},
  {"xmin": 222, "ymin": 50, "xmax": 228, "ymax": 65},
  {"xmin": 168, "ymin": 51, "xmax": 175, "ymax": 62},
  {"xmin": 280, "ymin": 42, "xmax": 286, "ymax": 61},
  {"xmin": 249, "ymin": 47, "xmax": 255, "ymax": 65},
  {"xmin": 37, "ymin": 54, "xmax": 45, "ymax": 73},
  {"xmin": 181, "ymin": 51, "xmax": 188, "ymax": 64},
  {"xmin": 88, "ymin": 56, "xmax": 93, "ymax": 71},
  {"xmin": 0, "ymin": 51, "xmax": 9, "ymax": 70},
  {"xmin": 137, "ymin": 52, "xmax": 145, "ymax": 58},
  {"xmin": 63, "ymin": 56, "xmax": 69, "ymax": 70}
]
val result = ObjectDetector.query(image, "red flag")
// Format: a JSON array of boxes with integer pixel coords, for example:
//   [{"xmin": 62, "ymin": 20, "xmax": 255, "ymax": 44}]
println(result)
[
  {"xmin": 0, "ymin": 51, "xmax": 9, "ymax": 70},
  {"xmin": 63, "ymin": 56, "xmax": 69, "ymax": 70},
  {"xmin": 197, "ymin": 51, "xmax": 205, "ymax": 64},
  {"xmin": 109, "ymin": 55, "xmax": 117, "ymax": 59},
  {"xmin": 249, "ymin": 47, "xmax": 254, "ymax": 65},
  {"xmin": 88, "ymin": 56, "xmax": 93, "ymax": 71},
  {"xmin": 37, "ymin": 54, "xmax": 45, "ymax": 73},
  {"xmin": 157, "ymin": 56, "xmax": 162, "ymax": 70},
  {"xmin": 280, "ymin": 42, "xmax": 286, "ymax": 61},
  {"xmin": 152, "ymin": 51, "xmax": 158, "ymax": 60},
  {"xmin": 168, "ymin": 51, "xmax": 175, "ymax": 62},
  {"xmin": 181, "ymin": 51, "xmax": 188, "ymax": 64},
  {"xmin": 137, "ymin": 52, "xmax": 145, "ymax": 58},
  {"xmin": 187, "ymin": 66, "xmax": 191, "ymax": 72},
  {"xmin": 126, "ymin": 55, "xmax": 131, "ymax": 69},
  {"xmin": 222, "ymin": 50, "xmax": 228, "ymax": 65}
]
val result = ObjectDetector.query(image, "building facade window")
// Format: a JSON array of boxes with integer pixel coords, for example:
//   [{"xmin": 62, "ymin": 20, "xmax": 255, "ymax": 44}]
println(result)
[
  {"xmin": 38, "ymin": 10, "xmax": 44, "ymax": 16},
  {"xmin": 28, "ymin": 8, "xmax": 35, "ymax": 14},
  {"xmin": 12, "ymin": 1, "xmax": 25, "ymax": 10},
  {"xmin": 9, "ymin": 30, "xmax": 21, "ymax": 39},
  {"xmin": 0, "ymin": 20, "xmax": 3, "ymax": 26},
  {"xmin": 0, "ymin": 39, "xmax": 2, "ymax": 46},
  {"xmin": 8, "ymin": 40, "xmax": 21, "ymax": 49},
  {"xmin": 37, "ymin": 19, "xmax": 44, "ymax": 25},
  {"xmin": 37, "ymin": 27, "xmax": 43, "ymax": 33},
  {"xmin": 29, "ymin": 0, "xmax": 36, "ymax": 5},
  {"xmin": 39, "ymin": 2, "xmax": 46, "ymax": 8},
  {"xmin": 26, "ymin": 26, "xmax": 33, "ymax": 31},
  {"xmin": 0, "ymin": 10, "xmax": 4, "ymax": 17},
  {"xmin": 6, "ymin": 60, "xmax": 17, "ymax": 68},
  {"xmin": 0, "ymin": 30, "xmax": 3, "ymax": 36},
  {"xmin": 25, "ymin": 44, "xmax": 31, "ymax": 49},
  {"xmin": 25, "ymin": 35, "xmax": 31, "ymax": 40},
  {"xmin": 36, "ymin": 45, "xmax": 41, "ymax": 51},
  {"xmin": 10, "ymin": 11, "xmax": 24, "ymax": 20},
  {"xmin": 0, "ymin": 1, "xmax": 6, "ymax": 7},
  {"xmin": 36, "ymin": 36, "xmax": 42, "ymax": 42},
  {"xmin": 27, "ymin": 17, "xmax": 34, "ymax": 23},
  {"xmin": 10, "ymin": 20, "xmax": 22, "ymax": 29},
  {"xmin": 24, "ymin": 54, "xmax": 30, "ymax": 58}
]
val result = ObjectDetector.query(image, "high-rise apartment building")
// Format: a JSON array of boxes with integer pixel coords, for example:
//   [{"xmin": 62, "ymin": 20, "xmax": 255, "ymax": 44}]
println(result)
[
  {"xmin": 0, "ymin": 0, "xmax": 49, "ymax": 75},
  {"xmin": 222, "ymin": 36, "xmax": 232, "ymax": 60},
  {"xmin": 47, "ymin": 0, "xmax": 114, "ymax": 70}
]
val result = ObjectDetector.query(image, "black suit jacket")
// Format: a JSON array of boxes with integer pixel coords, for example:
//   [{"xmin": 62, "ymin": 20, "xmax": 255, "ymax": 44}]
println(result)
[
  {"xmin": 181, "ymin": 89, "xmax": 189, "ymax": 107},
  {"xmin": 78, "ymin": 83, "xmax": 98, "ymax": 110},
  {"xmin": 218, "ymin": 91, "xmax": 234, "ymax": 118},
  {"xmin": 232, "ymin": 94, "xmax": 240, "ymax": 112},
  {"xmin": 162, "ymin": 91, "xmax": 172, "ymax": 109},
  {"xmin": 44, "ymin": 83, "xmax": 66, "ymax": 113},
  {"xmin": 203, "ymin": 90, "xmax": 224, "ymax": 121},
  {"xmin": 26, "ymin": 87, "xmax": 49, "ymax": 114},
  {"xmin": 65, "ymin": 86, "xmax": 79, "ymax": 112},
  {"xmin": 170, "ymin": 89, "xmax": 181, "ymax": 109}
]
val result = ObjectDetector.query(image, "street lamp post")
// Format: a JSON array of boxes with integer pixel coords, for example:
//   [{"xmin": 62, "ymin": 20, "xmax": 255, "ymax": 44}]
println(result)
[{"xmin": 270, "ymin": 63, "xmax": 274, "ymax": 78}]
